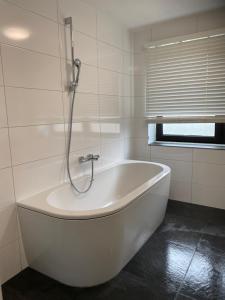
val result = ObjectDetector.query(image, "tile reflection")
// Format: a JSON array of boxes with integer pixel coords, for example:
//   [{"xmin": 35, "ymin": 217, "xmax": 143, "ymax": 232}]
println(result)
[{"xmin": 3, "ymin": 27, "xmax": 30, "ymax": 40}]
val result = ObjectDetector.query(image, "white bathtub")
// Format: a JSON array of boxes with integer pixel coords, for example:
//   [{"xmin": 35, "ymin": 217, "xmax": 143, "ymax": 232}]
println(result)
[{"xmin": 18, "ymin": 160, "xmax": 171, "ymax": 287}]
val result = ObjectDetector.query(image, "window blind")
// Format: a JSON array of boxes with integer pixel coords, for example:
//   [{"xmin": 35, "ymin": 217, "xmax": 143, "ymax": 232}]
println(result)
[{"xmin": 145, "ymin": 31, "xmax": 225, "ymax": 123}]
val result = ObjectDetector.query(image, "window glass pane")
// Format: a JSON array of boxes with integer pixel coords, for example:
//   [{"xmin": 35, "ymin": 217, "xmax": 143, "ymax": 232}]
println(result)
[{"xmin": 163, "ymin": 123, "xmax": 215, "ymax": 137}]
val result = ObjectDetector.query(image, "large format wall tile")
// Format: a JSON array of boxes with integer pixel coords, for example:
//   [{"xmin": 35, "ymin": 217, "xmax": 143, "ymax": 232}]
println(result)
[
  {"xmin": 5, "ymin": 87, "xmax": 64, "ymax": 126},
  {"xmin": 0, "ymin": 129, "xmax": 11, "ymax": 170},
  {"xmin": 193, "ymin": 149, "xmax": 225, "ymax": 165},
  {"xmin": 0, "ymin": 240, "xmax": 21, "ymax": 284},
  {"xmin": 58, "ymin": 0, "xmax": 97, "ymax": 38},
  {"xmin": 98, "ymin": 41, "xmax": 123, "ymax": 72},
  {"xmin": 13, "ymin": 156, "xmax": 65, "ymax": 201},
  {"xmin": 0, "ymin": 87, "xmax": 7, "ymax": 128},
  {"xmin": 8, "ymin": 0, "xmax": 58, "ymax": 21},
  {"xmin": 99, "ymin": 95, "xmax": 121, "ymax": 120},
  {"xmin": 151, "ymin": 146, "xmax": 193, "ymax": 162},
  {"xmin": 0, "ymin": 53, "xmax": 3, "ymax": 85},
  {"xmin": 0, "ymin": 168, "xmax": 15, "ymax": 211},
  {"xmin": 192, "ymin": 183, "xmax": 225, "ymax": 210},
  {"xmin": 0, "ymin": 1, "xmax": 59, "ymax": 56},
  {"xmin": 1, "ymin": 45, "xmax": 61, "ymax": 90},
  {"xmin": 97, "ymin": 11, "xmax": 123, "ymax": 48},
  {"xmin": 98, "ymin": 69, "xmax": 121, "ymax": 96},
  {"xmin": 192, "ymin": 162, "xmax": 225, "ymax": 188},
  {"xmin": 68, "ymin": 121, "xmax": 101, "ymax": 152},
  {"xmin": 10, "ymin": 125, "xmax": 65, "ymax": 165},
  {"xmin": 63, "ymin": 92, "xmax": 99, "ymax": 122},
  {"xmin": 77, "ymin": 64, "xmax": 98, "ymax": 94}
]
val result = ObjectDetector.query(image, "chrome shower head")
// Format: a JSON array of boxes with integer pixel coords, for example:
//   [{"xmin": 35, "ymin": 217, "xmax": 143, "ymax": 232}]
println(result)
[{"xmin": 74, "ymin": 58, "xmax": 81, "ymax": 68}]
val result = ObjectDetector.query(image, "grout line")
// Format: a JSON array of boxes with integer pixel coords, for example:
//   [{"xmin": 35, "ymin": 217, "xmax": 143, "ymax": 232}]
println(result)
[
  {"xmin": 5, "ymin": 0, "xmax": 58, "ymax": 24},
  {"xmin": 0, "ymin": 46, "xmax": 23, "ymax": 272},
  {"xmin": 174, "ymin": 235, "xmax": 203, "ymax": 300},
  {"xmin": 0, "ymin": 41, "xmax": 61, "ymax": 60}
]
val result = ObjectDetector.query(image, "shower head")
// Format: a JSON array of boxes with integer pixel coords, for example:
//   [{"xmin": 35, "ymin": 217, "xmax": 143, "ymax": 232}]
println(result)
[{"xmin": 74, "ymin": 58, "xmax": 81, "ymax": 68}]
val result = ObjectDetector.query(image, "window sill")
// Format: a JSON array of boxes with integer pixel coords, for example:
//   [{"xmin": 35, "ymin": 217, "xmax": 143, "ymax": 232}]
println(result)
[{"xmin": 150, "ymin": 141, "xmax": 225, "ymax": 150}]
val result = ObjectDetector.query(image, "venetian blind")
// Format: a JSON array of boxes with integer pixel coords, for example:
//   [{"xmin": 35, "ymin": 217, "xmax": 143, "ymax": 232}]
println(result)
[{"xmin": 145, "ymin": 31, "xmax": 225, "ymax": 122}]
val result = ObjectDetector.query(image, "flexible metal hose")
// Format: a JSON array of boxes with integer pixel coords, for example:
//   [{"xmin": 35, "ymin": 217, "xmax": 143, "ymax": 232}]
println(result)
[{"xmin": 66, "ymin": 84, "xmax": 94, "ymax": 194}]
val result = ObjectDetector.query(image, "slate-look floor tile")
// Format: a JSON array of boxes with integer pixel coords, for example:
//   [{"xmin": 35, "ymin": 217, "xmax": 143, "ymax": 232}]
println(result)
[
  {"xmin": 179, "ymin": 250, "xmax": 225, "ymax": 300},
  {"xmin": 2, "ymin": 200, "xmax": 225, "ymax": 300}
]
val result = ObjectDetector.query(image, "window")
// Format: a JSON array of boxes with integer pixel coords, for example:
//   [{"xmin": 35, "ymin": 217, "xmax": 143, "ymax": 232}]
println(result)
[
  {"xmin": 156, "ymin": 123, "xmax": 225, "ymax": 144},
  {"xmin": 145, "ymin": 30, "xmax": 225, "ymax": 123}
]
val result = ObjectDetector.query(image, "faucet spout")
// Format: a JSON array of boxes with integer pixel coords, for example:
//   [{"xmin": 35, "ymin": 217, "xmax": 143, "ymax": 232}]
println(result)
[{"xmin": 79, "ymin": 154, "xmax": 100, "ymax": 163}]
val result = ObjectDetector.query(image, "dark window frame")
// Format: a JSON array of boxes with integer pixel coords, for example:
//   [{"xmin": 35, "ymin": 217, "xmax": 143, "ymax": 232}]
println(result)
[{"xmin": 156, "ymin": 123, "xmax": 225, "ymax": 144}]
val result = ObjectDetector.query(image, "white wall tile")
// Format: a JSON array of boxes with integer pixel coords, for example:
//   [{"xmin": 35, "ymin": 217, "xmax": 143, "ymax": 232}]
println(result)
[
  {"xmin": 123, "ymin": 51, "xmax": 132, "ymax": 75},
  {"xmin": 132, "ymin": 28, "xmax": 150, "ymax": 53},
  {"xmin": 133, "ymin": 53, "xmax": 145, "ymax": 75},
  {"xmin": 67, "ymin": 146, "xmax": 101, "ymax": 179},
  {"xmin": 98, "ymin": 69, "xmax": 121, "ymax": 96},
  {"xmin": 101, "ymin": 138, "xmax": 124, "ymax": 166},
  {"xmin": 6, "ymin": 87, "xmax": 64, "ymax": 126},
  {"xmin": 0, "ymin": 206, "xmax": 18, "ymax": 249},
  {"xmin": 0, "ymin": 87, "xmax": 7, "ymax": 128},
  {"xmin": 124, "ymin": 118, "xmax": 148, "ymax": 138},
  {"xmin": 193, "ymin": 149, "xmax": 225, "ymax": 165},
  {"xmin": 63, "ymin": 92, "xmax": 99, "ymax": 122},
  {"xmin": 192, "ymin": 183, "xmax": 225, "ymax": 210},
  {"xmin": 98, "ymin": 42, "xmax": 123, "ymax": 72},
  {"xmin": 13, "ymin": 156, "xmax": 65, "ymax": 201},
  {"xmin": 8, "ymin": 0, "xmax": 58, "ymax": 21},
  {"xmin": 121, "ymin": 74, "xmax": 131, "ymax": 97},
  {"xmin": 60, "ymin": 28, "xmax": 98, "ymax": 65},
  {"xmin": 151, "ymin": 158, "xmax": 192, "ymax": 183},
  {"xmin": 0, "ymin": 53, "xmax": 3, "ymax": 85},
  {"xmin": 0, "ymin": 128, "xmax": 11, "ymax": 170},
  {"xmin": 0, "ymin": 1, "xmax": 59, "ymax": 56},
  {"xmin": 193, "ymin": 162, "xmax": 225, "ymax": 188},
  {"xmin": 0, "ymin": 241, "xmax": 21, "ymax": 284},
  {"xmin": 128, "ymin": 138, "xmax": 148, "ymax": 161},
  {"xmin": 97, "ymin": 11, "xmax": 123, "ymax": 48},
  {"xmin": 100, "ymin": 119, "xmax": 122, "ymax": 142},
  {"xmin": 131, "ymin": 97, "xmax": 145, "ymax": 117},
  {"xmin": 122, "ymin": 97, "xmax": 131, "ymax": 118},
  {"xmin": 2, "ymin": 46, "xmax": 61, "ymax": 90},
  {"xmin": 170, "ymin": 180, "xmax": 192, "ymax": 203},
  {"xmin": 74, "ymin": 32, "xmax": 97, "ymax": 66},
  {"xmin": 151, "ymin": 146, "xmax": 193, "ymax": 162},
  {"xmin": 99, "ymin": 95, "xmax": 121, "ymax": 120},
  {"xmin": 68, "ymin": 121, "xmax": 101, "ymax": 152},
  {"xmin": 133, "ymin": 75, "xmax": 145, "ymax": 97},
  {"xmin": 0, "ymin": 168, "xmax": 15, "ymax": 211},
  {"xmin": 58, "ymin": 0, "xmax": 97, "ymax": 38},
  {"xmin": 10, "ymin": 125, "xmax": 65, "ymax": 165},
  {"xmin": 77, "ymin": 64, "xmax": 98, "ymax": 94}
]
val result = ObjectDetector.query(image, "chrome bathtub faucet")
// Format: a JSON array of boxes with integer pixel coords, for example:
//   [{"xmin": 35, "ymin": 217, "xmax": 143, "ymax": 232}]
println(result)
[{"xmin": 79, "ymin": 154, "xmax": 100, "ymax": 163}]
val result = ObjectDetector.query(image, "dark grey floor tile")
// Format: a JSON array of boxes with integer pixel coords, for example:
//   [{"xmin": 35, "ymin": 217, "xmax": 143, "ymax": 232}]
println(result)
[
  {"xmin": 203, "ymin": 223, "xmax": 225, "ymax": 237},
  {"xmin": 198, "ymin": 234, "xmax": 225, "ymax": 257},
  {"xmin": 176, "ymin": 294, "xmax": 197, "ymax": 300},
  {"xmin": 156, "ymin": 217, "xmax": 202, "ymax": 250},
  {"xmin": 124, "ymin": 236, "xmax": 194, "ymax": 299},
  {"xmin": 179, "ymin": 250, "xmax": 225, "ymax": 300}
]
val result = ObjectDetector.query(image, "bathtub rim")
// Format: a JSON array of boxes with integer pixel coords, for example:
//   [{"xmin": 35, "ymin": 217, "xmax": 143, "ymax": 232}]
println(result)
[{"xmin": 16, "ymin": 160, "xmax": 171, "ymax": 220}]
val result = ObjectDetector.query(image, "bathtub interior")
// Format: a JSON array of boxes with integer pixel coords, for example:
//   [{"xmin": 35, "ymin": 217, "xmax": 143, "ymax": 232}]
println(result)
[{"xmin": 47, "ymin": 162, "xmax": 164, "ymax": 212}]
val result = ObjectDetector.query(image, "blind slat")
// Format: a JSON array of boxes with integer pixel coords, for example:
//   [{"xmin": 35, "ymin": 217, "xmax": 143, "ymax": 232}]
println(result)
[{"xmin": 146, "ymin": 33, "xmax": 225, "ymax": 119}]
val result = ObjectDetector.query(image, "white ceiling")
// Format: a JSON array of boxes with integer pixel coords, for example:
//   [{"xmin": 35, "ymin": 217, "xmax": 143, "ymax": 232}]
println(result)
[{"xmin": 84, "ymin": 0, "xmax": 225, "ymax": 28}]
